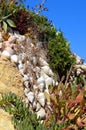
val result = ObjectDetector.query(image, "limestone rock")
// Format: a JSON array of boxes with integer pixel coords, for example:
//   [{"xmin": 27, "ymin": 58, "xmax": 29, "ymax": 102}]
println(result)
[
  {"xmin": 27, "ymin": 92, "xmax": 34, "ymax": 103},
  {"xmin": 41, "ymin": 66, "xmax": 54, "ymax": 77},
  {"xmin": 1, "ymin": 50, "xmax": 11, "ymax": 58},
  {"xmin": 37, "ymin": 92, "xmax": 46, "ymax": 107},
  {"xmin": 10, "ymin": 54, "xmax": 19, "ymax": 64},
  {"xmin": 37, "ymin": 76, "xmax": 45, "ymax": 86},
  {"xmin": 38, "ymin": 57, "xmax": 48, "ymax": 66},
  {"xmin": 74, "ymin": 53, "xmax": 84, "ymax": 64},
  {"xmin": 36, "ymin": 108, "xmax": 46, "ymax": 120},
  {"xmin": 36, "ymin": 102, "xmax": 41, "ymax": 112}
]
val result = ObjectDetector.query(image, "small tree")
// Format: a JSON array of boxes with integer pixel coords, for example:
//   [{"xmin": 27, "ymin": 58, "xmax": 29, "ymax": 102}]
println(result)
[{"xmin": 48, "ymin": 31, "xmax": 75, "ymax": 80}]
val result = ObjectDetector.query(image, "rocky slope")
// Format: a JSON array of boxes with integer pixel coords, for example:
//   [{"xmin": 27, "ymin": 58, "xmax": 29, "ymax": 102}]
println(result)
[
  {"xmin": 0, "ymin": 29, "xmax": 86, "ymax": 129},
  {"xmin": 0, "ymin": 30, "xmax": 58, "ymax": 129}
]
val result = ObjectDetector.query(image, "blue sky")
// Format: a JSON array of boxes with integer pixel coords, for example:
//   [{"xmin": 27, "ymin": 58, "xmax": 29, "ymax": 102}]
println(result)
[{"xmin": 24, "ymin": 0, "xmax": 86, "ymax": 62}]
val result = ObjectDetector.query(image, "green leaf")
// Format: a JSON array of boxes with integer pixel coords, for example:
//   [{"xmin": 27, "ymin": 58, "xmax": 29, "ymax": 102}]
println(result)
[
  {"xmin": 6, "ymin": 19, "xmax": 16, "ymax": 28},
  {"xmin": 2, "ymin": 21, "xmax": 7, "ymax": 33}
]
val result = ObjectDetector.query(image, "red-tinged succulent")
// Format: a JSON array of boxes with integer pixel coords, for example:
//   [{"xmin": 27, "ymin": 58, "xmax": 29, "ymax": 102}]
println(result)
[
  {"xmin": 68, "ymin": 101, "xmax": 75, "ymax": 108},
  {"xmin": 75, "ymin": 89, "xmax": 84, "ymax": 103},
  {"xmin": 44, "ymin": 82, "xmax": 86, "ymax": 129}
]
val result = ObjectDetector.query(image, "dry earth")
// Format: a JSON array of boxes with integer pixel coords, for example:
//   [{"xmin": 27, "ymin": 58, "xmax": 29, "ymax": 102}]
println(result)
[
  {"xmin": 0, "ymin": 109, "xmax": 14, "ymax": 130},
  {"xmin": 0, "ymin": 56, "xmax": 24, "ymax": 97},
  {"xmin": 0, "ymin": 56, "xmax": 25, "ymax": 130}
]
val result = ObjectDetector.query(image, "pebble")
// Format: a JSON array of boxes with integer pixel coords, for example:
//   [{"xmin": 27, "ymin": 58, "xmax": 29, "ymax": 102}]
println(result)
[
  {"xmin": 10, "ymin": 54, "xmax": 19, "ymax": 63},
  {"xmin": 76, "ymin": 68, "xmax": 82, "ymax": 76},
  {"xmin": 8, "ymin": 36, "xmax": 16, "ymax": 43},
  {"xmin": 36, "ymin": 102, "xmax": 41, "ymax": 112},
  {"xmin": 1, "ymin": 50, "xmax": 11, "ymax": 58},
  {"xmin": 55, "ymin": 81, "xmax": 59, "ymax": 86},
  {"xmin": 18, "ymin": 60, "xmax": 23, "ymax": 69},
  {"xmin": 37, "ymin": 93, "xmax": 46, "ymax": 107},
  {"xmin": 24, "ymin": 88, "xmax": 30, "ymax": 96},
  {"xmin": 24, "ymin": 81, "xmax": 29, "ymax": 88},
  {"xmin": 16, "ymin": 34, "xmax": 26, "ymax": 43},
  {"xmin": 33, "ymin": 85, "xmax": 38, "ymax": 91},
  {"xmin": 5, "ymin": 47, "xmax": 14, "ymax": 55},
  {"xmin": 19, "ymin": 68, "xmax": 25, "ymax": 76},
  {"xmin": 32, "ymin": 56, "xmax": 37, "ymax": 66},
  {"xmin": 81, "ymin": 64, "xmax": 86, "ymax": 70},
  {"xmin": 39, "ymin": 57, "xmax": 48, "ymax": 66},
  {"xmin": 27, "ymin": 92, "xmax": 34, "ymax": 103},
  {"xmin": 37, "ymin": 76, "xmax": 45, "ymax": 85},
  {"xmin": 38, "ymin": 82, "xmax": 45, "ymax": 92},
  {"xmin": 36, "ymin": 108, "xmax": 46, "ymax": 120},
  {"xmin": 23, "ymin": 74, "xmax": 29, "ymax": 82},
  {"xmin": 32, "ymin": 101, "xmax": 37, "ymax": 110},
  {"xmin": 45, "ymin": 77, "xmax": 53, "ymax": 89},
  {"xmin": 41, "ymin": 66, "xmax": 54, "ymax": 76}
]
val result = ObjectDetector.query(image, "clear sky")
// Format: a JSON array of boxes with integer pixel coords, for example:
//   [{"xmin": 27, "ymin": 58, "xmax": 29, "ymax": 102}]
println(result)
[{"xmin": 24, "ymin": 0, "xmax": 86, "ymax": 62}]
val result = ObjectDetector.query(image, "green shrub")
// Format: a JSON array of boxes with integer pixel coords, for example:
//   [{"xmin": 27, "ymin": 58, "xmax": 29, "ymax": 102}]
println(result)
[
  {"xmin": 32, "ymin": 13, "xmax": 56, "ymax": 42},
  {"xmin": 48, "ymin": 31, "xmax": 75, "ymax": 80}
]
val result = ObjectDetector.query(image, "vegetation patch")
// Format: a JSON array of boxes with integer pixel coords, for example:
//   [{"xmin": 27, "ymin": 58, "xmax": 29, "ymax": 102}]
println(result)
[
  {"xmin": 44, "ymin": 81, "xmax": 86, "ymax": 130},
  {"xmin": 0, "ymin": 93, "xmax": 47, "ymax": 130}
]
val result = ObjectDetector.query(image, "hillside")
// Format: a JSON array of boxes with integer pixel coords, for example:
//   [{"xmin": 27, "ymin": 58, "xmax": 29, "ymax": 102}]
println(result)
[{"xmin": 0, "ymin": 1, "xmax": 86, "ymax": 130}]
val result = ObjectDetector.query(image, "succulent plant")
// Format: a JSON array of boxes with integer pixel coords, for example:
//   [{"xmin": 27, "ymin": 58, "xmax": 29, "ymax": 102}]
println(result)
[
  {"xmin": 0, "ymin": 93, "xmax": 48, "ymax": 130},
  {"xmin": 44, "ymin": 80, "xmax": 86, "ymax": 130}
]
